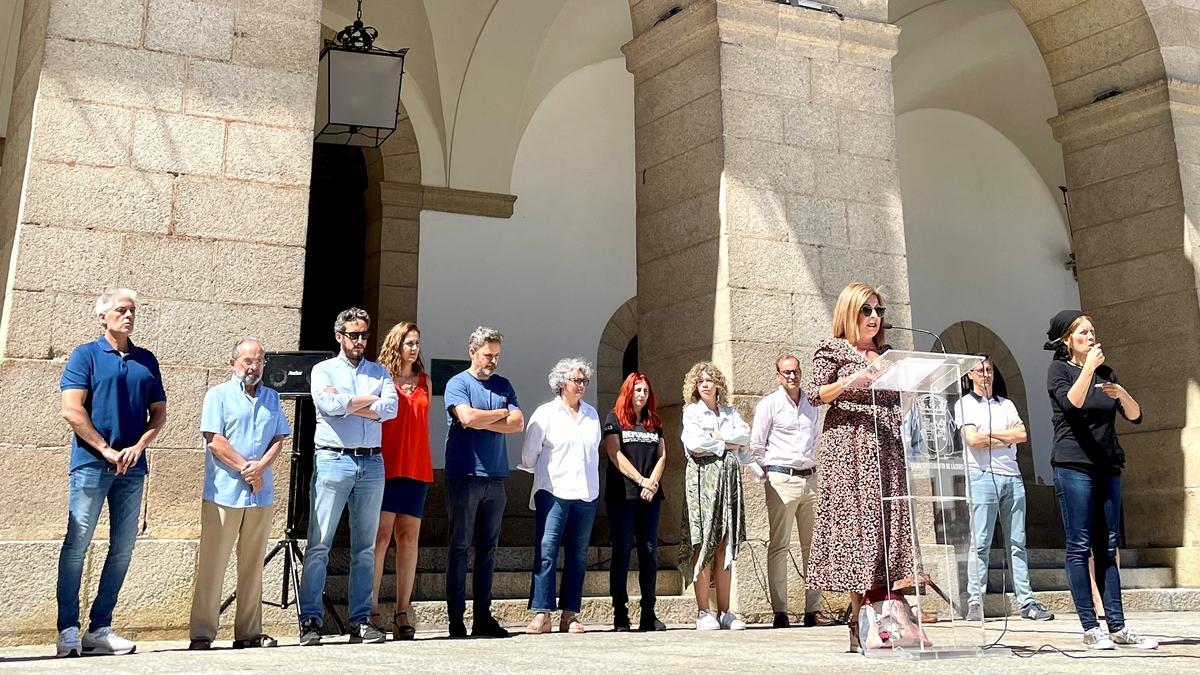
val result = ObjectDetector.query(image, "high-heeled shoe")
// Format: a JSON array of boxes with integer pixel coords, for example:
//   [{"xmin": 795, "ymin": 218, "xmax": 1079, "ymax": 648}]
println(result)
[
  {"xmin": 391, "ymin": 611, "xmax": 416, "ymax": 641},
  {"xmin": 848, "ymin": 620, "xmax": 861, "ymax": 654}
]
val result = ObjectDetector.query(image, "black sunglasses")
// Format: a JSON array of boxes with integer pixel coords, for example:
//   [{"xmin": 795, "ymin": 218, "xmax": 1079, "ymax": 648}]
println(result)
[
  {"xmin": 860, "ymin": 305, "xmax": 887, "ymax": 318},
  {"xmin": 340, "ymin": 331, "xmax": 370, "ymax": 342}
]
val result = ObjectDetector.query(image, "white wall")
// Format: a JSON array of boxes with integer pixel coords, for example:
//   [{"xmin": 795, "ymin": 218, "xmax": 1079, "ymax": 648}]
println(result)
[
  {"xmin": 418, "ymin": 58, "xmax": 636, "ymax": 468},
  {"xmin": 898, "ymin": 108, "xmax": 1077, "ymax": 482}
]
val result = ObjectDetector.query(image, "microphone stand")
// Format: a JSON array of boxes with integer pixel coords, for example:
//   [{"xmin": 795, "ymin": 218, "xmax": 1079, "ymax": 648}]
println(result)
[{"xmin": 882, "ymin": 322, "xmax": 946, "ymax": 353}]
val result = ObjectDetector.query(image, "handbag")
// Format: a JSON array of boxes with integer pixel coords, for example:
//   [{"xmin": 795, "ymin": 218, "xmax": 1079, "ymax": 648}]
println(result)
[{"xmin": 858, "ymin": 591, "xmax": 933, "ymax": 653}]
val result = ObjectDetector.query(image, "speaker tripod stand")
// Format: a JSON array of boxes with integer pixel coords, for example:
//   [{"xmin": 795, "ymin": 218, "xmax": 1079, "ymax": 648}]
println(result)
[{"xmin": 219, "ymin": 399, "xmax": 346, "ymax": 634}]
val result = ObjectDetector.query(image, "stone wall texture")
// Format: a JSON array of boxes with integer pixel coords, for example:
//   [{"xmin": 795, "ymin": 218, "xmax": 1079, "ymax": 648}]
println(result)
[{"xmin": 0, "ymin": 0, "xmax": 321, "ymax": 645}]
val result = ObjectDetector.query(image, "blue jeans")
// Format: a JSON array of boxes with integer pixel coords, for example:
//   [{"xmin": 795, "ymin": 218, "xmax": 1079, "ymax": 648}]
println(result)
[
  {"xmin": 529, "ymin": 490, "xmax": 597, "ymax": 613},
  {"xmin": 298, "ymin": 450, "xmax": 384, "ymax": 626},
  {"xmin": 967, "ymin": 470, "xmax": 1033, "ymax": 607},
  {"xmin": 57, "ymin": 465, "xmax": 145, "ymax": 631},
  {"xmin": 1054, "ymin": 465, "xmax": 1124, "ymax": 632},
  {"xmin": 445, "ymin": 476, "xmax": 507, "ymax": 620},
  {"xmin": 607, "ymin": 498, "xmax": 661, "ymax": 611}
]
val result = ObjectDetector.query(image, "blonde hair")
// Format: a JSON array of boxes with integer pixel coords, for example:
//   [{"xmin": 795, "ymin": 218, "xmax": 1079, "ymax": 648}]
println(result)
[
  {"xmin": 1061, "ymin": 315, "xmax": 1094, "ymax": 362},
  {"xmin": 377, "ymin": 322, "xmax": 423, "ymax": 379},
  {"xmin": 682, "ymin": 361, "xmax": 728, "ymax": 405},
  {"xmin": 831, "ymin": 282, "xmax": 886, "ymax": 349}
]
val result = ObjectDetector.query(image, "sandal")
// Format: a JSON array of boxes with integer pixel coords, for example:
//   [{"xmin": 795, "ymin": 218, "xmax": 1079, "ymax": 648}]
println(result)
[
  {"xmin": 560, "ymin": 614, "xmax": 586, "ymax": 634},
  {"xmin": 392, "ymin": 611, "xmax": 416, "ymax": 641},
  {"xmin": 526, "ymin": 612, "xmax": 552, "ymax": 635},
  {"xmin": 848, "ymin": 620, "xmax": 861, "ymax": 653}
]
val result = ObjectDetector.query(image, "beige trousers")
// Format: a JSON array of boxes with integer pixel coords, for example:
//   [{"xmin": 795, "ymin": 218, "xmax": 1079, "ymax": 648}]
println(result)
[
  {"xmin": 764, "ymin": 471, "xmax": 820, "ymax": 614},
  {"xmin": 189, "ymin": 500, "xmax": 274, "ymax": 641}
]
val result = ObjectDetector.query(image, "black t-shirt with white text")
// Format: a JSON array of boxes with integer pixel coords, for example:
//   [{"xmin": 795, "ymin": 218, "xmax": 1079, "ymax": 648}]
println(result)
[{"xmin": 602, "ymin": 411, "xmax": 664, "ymax": 502}]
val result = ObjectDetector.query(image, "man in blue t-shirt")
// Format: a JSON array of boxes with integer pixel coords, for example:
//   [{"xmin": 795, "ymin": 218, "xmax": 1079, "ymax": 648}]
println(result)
[
  {"xmin": 56, "ymin": 289, "xmax": 167, "ymax": 658},
  {"xmin": 443, "ymin": 326, "xmax": 523, "ymax": 638}
]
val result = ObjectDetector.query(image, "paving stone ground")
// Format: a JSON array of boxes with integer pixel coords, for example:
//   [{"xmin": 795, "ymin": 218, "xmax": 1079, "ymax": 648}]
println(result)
[{"xmin": 3, "ymin": 611, "xmax": 1200, "ymax": 673}]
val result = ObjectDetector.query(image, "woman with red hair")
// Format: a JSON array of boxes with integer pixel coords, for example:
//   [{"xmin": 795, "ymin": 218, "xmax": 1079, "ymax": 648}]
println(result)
[{"xmin": 603, "ymin": 373, "xmax": 667, "ymax": 632}]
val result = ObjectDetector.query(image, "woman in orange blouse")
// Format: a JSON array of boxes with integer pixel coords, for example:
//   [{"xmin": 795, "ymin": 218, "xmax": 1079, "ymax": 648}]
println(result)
[{"xmin": 371, "ymin": 322, "xmax": 432, "ymax": 640}]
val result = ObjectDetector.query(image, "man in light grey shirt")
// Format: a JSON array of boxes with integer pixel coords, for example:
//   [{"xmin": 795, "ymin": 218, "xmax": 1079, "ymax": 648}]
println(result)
[{"xmin": 750, "ymin": 354, "xmax": 831, "ymax": 629}]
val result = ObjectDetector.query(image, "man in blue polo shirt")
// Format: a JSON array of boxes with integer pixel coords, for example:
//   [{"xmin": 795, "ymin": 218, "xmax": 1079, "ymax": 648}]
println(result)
[
  {"xmin": 188, "ymin": 337, "xmax": 290, "ymax": 651},
  {"xmin": 56, "ymin": 289, "xmax": 167, "ymax": 658},
  {"xmin": 297, "ymin": 307, "xmax": 397, "ymax": 646},
  {"xmin": 443, "ymin": 326, "xmax": 523, "ymax": 638}
]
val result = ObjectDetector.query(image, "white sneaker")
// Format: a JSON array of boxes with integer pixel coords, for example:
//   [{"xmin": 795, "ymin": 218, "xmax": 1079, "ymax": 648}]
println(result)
[
  {"xmin": 695, "ymin": 610, "xmax": 720, "ymax": 631},
  {"xmin": 82, "ymin": 626, "xmax": 136, "ymax": 656},
  {"xmin": 1110, "ymin": 626, "xmax": 1159, "ymax": 650},
  {"xmin": 718, "ymin": 611, "xmax": 746, "ymax": 631},
  {"xmin": 1082, "ymin": 626, "xmax": 1116, "ymax": 651},
  {"xmin": 56, "ymin": 627, "xmax": 81, "ymax": 658}
]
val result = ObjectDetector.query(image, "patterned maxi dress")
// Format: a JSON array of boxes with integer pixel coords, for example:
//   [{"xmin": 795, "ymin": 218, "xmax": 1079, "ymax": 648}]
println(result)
[
  {"xmin": 805, "ymin": 337, "xmax": 915, "ymax": 592},
  {"xmin": 678, "ymin": 400, "xmax": 751, "ymax": 584}
]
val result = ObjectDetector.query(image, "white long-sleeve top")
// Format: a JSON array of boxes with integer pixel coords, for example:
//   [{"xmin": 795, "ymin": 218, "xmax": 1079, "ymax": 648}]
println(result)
[
  {"xmin": 681, "ymin": 400, "xmax": 751, "ymax": 461},
  {"xmin": 518, "ymin": 396, "xmax": 601, "ymax": 509}
]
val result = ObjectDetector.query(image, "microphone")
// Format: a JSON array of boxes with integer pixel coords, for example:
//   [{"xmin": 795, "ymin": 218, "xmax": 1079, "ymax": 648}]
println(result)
[{"xmin": 882, "ymin": 322, "xmax": 946, "ymax": 353}]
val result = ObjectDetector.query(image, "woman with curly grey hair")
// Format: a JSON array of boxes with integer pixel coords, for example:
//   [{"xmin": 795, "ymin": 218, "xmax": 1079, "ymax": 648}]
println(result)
[
  {"xmin": 518, "ymin": 357, "xmax": 601, "ymax": 634},
  {"xmin": 680, "ymin": 361, "xmax": 751, "ymax": 631}
]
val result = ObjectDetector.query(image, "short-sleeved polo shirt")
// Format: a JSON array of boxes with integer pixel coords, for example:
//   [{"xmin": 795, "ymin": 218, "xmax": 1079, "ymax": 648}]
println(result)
[
  {"xmin": 200, "ymin": 375, "xmax": 291, "ymax": 508},
  {"xmin": 443, "ymin": 370, "xmax": 519, "ymax": 478},
  {"xmin": 59, "ymin": 336, "xmax": 167, "ymax": 473}
]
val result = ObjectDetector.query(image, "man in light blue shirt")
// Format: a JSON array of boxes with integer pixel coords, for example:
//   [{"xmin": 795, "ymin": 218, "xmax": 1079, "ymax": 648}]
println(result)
[
  {"xmin": 298, "ymin": 308, "xmax": 398, "ymax": 646},
  {"xmin": 189, "ymin": 338, "xmax": 290, "ymax": 650}
]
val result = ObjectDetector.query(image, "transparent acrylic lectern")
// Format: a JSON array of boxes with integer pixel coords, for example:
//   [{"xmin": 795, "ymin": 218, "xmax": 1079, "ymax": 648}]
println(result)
[{"xmin": 846, "ymin": 349, "xmax": 990, "ymax": 659}]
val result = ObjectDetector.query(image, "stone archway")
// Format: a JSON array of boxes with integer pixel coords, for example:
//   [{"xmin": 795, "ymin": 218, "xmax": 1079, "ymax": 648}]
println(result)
[
  {"xmin": 596, "ymin": 296, "xmax": 638, "ymax": 414},
  {"xmin": 362, "ymin": 110, "xmax": 421, "ymax": 340},
  {"xmin": 938, "ymin": 320, "xmax": 1033, "ymax": 481}
]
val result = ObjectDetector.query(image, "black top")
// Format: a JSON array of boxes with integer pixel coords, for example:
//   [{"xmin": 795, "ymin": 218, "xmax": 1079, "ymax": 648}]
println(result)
[
  {"xmin": 602, "ymin": 411, "xmax": 664, "ymax": 502},
  {"xmin": 1047, "ymin": 360, "xmax": 1141, "ymax": 474}
]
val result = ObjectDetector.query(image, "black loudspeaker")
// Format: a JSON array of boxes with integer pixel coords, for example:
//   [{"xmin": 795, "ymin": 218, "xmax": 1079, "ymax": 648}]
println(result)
[{"xmin": 263, "ymin": 351, "xmax": 334, "ymax": 397}]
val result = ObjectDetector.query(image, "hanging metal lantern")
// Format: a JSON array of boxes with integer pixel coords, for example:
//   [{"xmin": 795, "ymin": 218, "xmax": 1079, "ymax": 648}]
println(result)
[{"xmin": 314, "ymin": 0, "xmax": 409, "ymax": 147}]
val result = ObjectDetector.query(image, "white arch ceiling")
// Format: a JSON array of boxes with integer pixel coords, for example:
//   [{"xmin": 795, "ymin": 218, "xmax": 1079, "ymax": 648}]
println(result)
[{"xmin": 321, "ymin": 0, "xmax": 632, "ymax": 194}]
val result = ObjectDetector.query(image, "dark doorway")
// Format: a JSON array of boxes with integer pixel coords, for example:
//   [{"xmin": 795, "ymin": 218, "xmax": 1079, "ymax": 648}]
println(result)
[
  {"xmin": 622, "ymin": 335, "xmax": 638, "ymax": 378},
  {"xmin": 300, "ymin": 143, "xmax": 369, "ymax": 350}
]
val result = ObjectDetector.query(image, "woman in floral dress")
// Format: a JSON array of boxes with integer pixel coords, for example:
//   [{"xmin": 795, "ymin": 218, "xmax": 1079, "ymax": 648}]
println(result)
[{"xmin": 806, "ymin": 282, "xmax": 914, "ymax": 652}]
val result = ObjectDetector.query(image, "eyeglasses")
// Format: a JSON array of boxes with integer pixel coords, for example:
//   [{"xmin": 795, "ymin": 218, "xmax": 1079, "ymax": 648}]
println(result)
[
  {"xmin": 970, "ymin": 368, "xmax": 994, "ymax": 376},
  {"xmin": 860, "ymin": 305, "xmax": 886, "ymax": 317},
  {"xmin": 778, "ymin": 369, "xmax": 800, "ymax": 378},
  {"xmin": 568, "ymin": 377, "xmax": 590, "ymax": 387},
  {"xmin": 340, "ymin": 331, "xmax": 370, "ymax": 343}
]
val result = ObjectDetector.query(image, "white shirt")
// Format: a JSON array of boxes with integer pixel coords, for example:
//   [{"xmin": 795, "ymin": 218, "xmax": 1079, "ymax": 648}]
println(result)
[
  {"xmin": 681, "ymin": 400, "xmax": 752, "ymax": 462},
  {"xmin": 518, "ymin": 397, "xmax": 601, "ymax": 509},
  {"xmin": 749, "ymin": 386, "xmax": 819, "ymax": 470},
  {"xmin": 953, "ymin": 391, "xmax": 1023, "ymax": 477}
]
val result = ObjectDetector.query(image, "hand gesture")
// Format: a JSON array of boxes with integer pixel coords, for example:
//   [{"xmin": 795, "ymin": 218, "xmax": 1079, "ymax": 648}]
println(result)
[
  {"xmin": 1084, "ymin": 343, "xmax": 1105, "ymax": 370},
  {"xmin": 640, "ymin": 487, "xmax": 655, "ymax": 502},
  {"xmin": 115, "ymin": 446, "xmax": 142, "ymax": 475},
  {"xmin": 99, "ymin": 446, "xmax": 122, "ymax": 468},
  {"xmin": 242, "ymin": 460, "xmax": 265, "ymax": 486},
  {"xmin": 1098, "ymin": 381, "xmax": 1124, "ymax": 400}
]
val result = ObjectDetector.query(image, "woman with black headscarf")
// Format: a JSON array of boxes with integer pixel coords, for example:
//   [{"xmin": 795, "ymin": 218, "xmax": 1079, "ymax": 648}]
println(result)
[{"xmin": 1044, "ymin": 309, "xmax": 1156, "ymax": 651}]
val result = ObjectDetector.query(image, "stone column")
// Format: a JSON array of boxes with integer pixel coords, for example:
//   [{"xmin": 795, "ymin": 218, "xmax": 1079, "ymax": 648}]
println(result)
[
  {"xmin": 0, "ymin": 0, "xmax": 320, "ymax": 644},
  {"xmin": 624, "ymin": 0, "xmax": 910, "ymax": 618},
  {"xmin": 1050, "ymin": 77, "xmax": 1200, "ymax": 585}
]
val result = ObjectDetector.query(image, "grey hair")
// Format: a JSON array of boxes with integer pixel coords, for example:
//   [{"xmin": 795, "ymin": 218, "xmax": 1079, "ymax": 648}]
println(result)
[
  {"xmin": 95, "ymin": 288, "xmax": 138, "ymax": 315},
  {"xmin": 231, "ymin": 337, "xmax": 265, "ymax": 359},
  {"xmin": 334, "ymin": 307, "xmax": 371, "ymax": 333},
  {"xmin": 468, "ymin": 326, "xmax": 503, "ymax": 350},
  {"xmin": 548, "ymin": 357, "xmax": 593, "ymax": 394}
]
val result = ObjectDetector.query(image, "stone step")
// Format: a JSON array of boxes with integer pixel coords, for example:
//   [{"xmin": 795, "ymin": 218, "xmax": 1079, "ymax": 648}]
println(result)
[
  {"xmin": 327, "ymin": 568, "xmax": 684, "ymax": 603},
  {"xmin": 985, "ymin": 548, "xmax": 1145, "ymax": 569},
  {"xmin": 326, "ymin": 545, "xmax": 677, "ymax": 574},
  {"xmin": 981, "ymin": 587, "xmax": 1200, "ymax": 617},
  {"xmin": 316, "ymin": 587, "xmax": 1200, "ymax": 634},
  {"xmin": 320, "ymin": 594, "xmax": 700, "ymax": 633},
  {"xmin": 985, "ymin": 566, "xmax": 1174, "ymax": 592}
]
